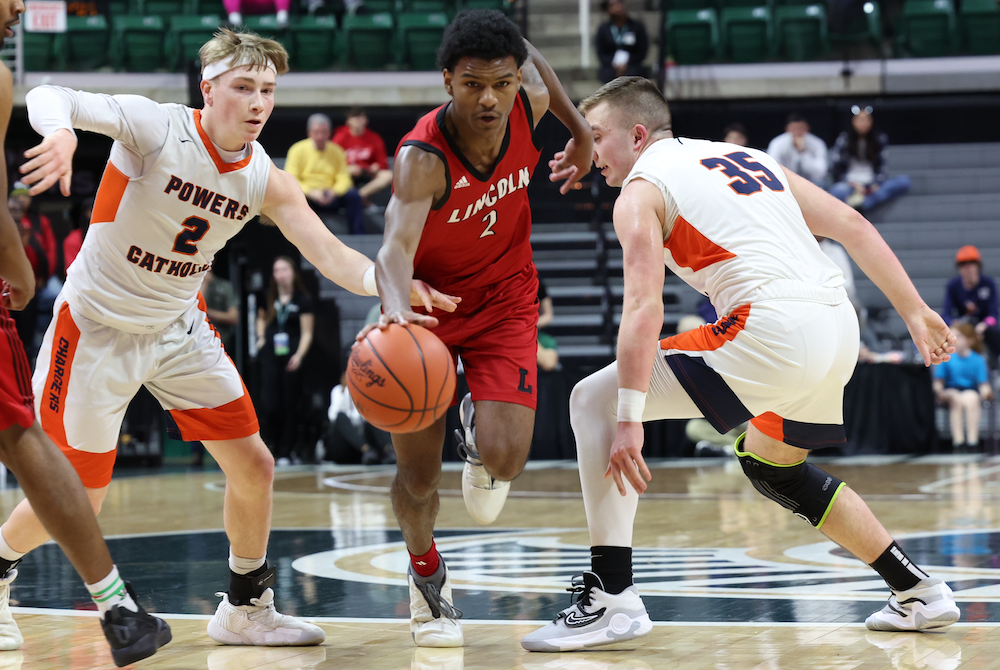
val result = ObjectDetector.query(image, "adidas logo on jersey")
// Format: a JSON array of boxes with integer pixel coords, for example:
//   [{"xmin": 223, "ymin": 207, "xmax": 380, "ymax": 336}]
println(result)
[{"xmin": 454, "ymin": 176, "xmax": 471, "ymax": 189}]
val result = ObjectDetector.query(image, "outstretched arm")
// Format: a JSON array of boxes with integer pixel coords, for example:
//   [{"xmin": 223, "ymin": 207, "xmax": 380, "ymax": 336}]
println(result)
[
  {"xmin": 19, "ymin": 87, "xmax": 170, "ymax": 195},
  {"xmin": 783, "ymin": 166, "xmax": 955, "ymax": 366},
  {"xmin": 521, "ymin": 40, "xmax": 594, "ymax": 194},
  {"xmin": 607, "ymin": 178, "xmax": 666, "ymax": 497}
]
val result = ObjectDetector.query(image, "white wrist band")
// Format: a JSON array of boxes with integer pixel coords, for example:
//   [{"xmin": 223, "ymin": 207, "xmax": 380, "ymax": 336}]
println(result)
[
  {"xmin": 618, "ymin": 388, "xmax": 646, "ymax": 423},
  {"xmin": 362, "ymin": 264, "xmax": 378, "ymax": 297}
]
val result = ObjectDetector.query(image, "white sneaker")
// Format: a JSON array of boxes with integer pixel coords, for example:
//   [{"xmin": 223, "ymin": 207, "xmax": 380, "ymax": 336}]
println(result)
[
  {"xmin": 207, "ymin": 588, "xmax": 326, "ymax": 646},
  {"xmin": 522, "ymin": 572, "xmax": 652, "ymax": 652},
  {"xmin": 0, "ymin": 570, "xmax": 22, "ymax": 651},
  {"xmin": 865, "ymin": 578, "xmax": 960, "ymax": 632},
  {"xmin": 456, "ymin": 394, "xmax": 509, "ymax": 525},
  {"xmin": 409, "ymin": 562, "xmax": 463, "ymax": 648}
]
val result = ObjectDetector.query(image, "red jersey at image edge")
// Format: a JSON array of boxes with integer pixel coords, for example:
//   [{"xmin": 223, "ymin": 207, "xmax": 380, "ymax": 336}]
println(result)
[{"xmin": 395, "ymin": 88, "xmax": 543, "ymax": 294}]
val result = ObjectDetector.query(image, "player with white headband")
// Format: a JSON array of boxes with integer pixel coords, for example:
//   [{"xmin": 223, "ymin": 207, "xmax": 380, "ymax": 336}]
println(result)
[{"xmin": 0, "ymin": 28, "xmax": 458, "ymax": 647}]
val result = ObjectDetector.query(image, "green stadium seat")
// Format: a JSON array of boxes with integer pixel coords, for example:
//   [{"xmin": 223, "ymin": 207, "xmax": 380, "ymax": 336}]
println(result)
[
  {"xmin": 362, "ymin": 0, "xmax": 398, "ymax": 12},
  {"xmin": 22, "ymin": 31, "xmax": 56, "ymax": 71},
  {"xmin": 667, "ymin": 0, "xmax": 717, "ymax": 11},
  {"xmin": 242, "ymin": 15, "xmax": 293, "ymax": 58},
  {"xmin": 829, "ymin": 0, "xmax": 881, "ymax": 48},
  {"xmin": 140, "ymin": 0, "xmax": 185, "ymax": 20},
  {"xmin": 457, "ymin": 0, "xmax": 510, "ymax": 11},
  {"xmin": 720, "ymin": 5, "xmax": 771, "ymax": 62},
  {"xmin": 897, "ymin": 0, "xmax": 958, "ymax": 57},
  {"xmin": 960, "ymin": 0, "xmax": 1000, "ymax": 54},
  {"xmin": 56, "ymin": 15, "xmax": 111, "ymax": 71},
  {"xmin": 166, "ymin": 14, "xmax": 220, "ymax": 71},
  {"xmin": 186, "ymin": 0, "xmax": 225, "ymax": 16},
  {"xmin": 107, "ymin": 0, "xmax": 130, "ymax": 14},
  {"xmin": 666, "ymin": 8, "xmax": 719, "ymax": 63},
  {"xmin": 289, "ymin": 15, "xmax": 337, "ymax": 70},
  {"xmin": 722, "ymin": 0, "xmax": 767, "ymax": 7},
  {"xmin": 397, "ymin": 12, "xmax": 449, "ymax": 69},
  {"xmin": 341, "ymin": 12, "xmax": 395, "ymax": 68},
  {"xmin": 402, "ymin": 0, "xmax": 451, "ymax": 11},
  {"xmin": 112, "ymin": 15, "xmax": 167, "ymax": 71},
  {"xmin": 775, "ymin": 3, "xmax": 828, "ymax": 60}
]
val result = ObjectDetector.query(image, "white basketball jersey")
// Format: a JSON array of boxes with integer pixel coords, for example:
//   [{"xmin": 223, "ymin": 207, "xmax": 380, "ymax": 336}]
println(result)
[
  {"xmin": 622, "ymin": 138, "xmax": 844, "ymax": 315},
  {"xmin": 65, "ymin": 106, "xmax": 271, "ymax": 333}
]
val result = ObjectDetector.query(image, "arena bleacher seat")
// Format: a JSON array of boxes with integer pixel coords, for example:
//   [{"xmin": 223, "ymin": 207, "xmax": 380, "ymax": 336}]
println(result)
[
  {"xmin": 340, "ymin": 12, "xmax": 395, "ymax": 69},
  {"xmin": 897, "ymin": 0, "xmax": 959, "ymax": 57},
  {"xmin": 666, "ymin": 8, "xmax": 720, "ymax": 64},
  {"xmin": 720, "ymin": 5, "xmax": 771, "ymax": 63},
  {"xmin": 112, "ymin": 15, "xmax": 167, "ymax": 72},
  {"xmin": 829, "ymin": 0, "xmax": 881, "ymax": 50},
  {"xmin": 165, "ymin": 14, "xmax": 220, "ymax": 71},
  {"xmin": 775, "ymin": 3, "xmax": 828, "ymax": 60},
  {"xmin": 289, "ymin": 15, "xmax": 337, "ymax": 71},
  {"xmin": 396, "ymin": 12, "xmax": 449, "ymax": 69},
  {"xmin": 960, "ymin": 0, "xmax": 1000, "ymax": 54},
  {"xmin": 22, "ymin": 30, "xmax": 56, "ymax": 71}
]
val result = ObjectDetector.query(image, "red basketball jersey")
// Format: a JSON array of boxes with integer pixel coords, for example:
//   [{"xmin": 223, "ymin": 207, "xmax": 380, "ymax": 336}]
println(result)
[{"xmin": 396, "ymin": 89, "xmax": 542, "ymax": 294}]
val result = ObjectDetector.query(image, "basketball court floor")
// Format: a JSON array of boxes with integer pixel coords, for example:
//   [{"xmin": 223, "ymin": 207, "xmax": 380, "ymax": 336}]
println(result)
[{"xmin": 2, "ymin": 453, "xmax": 999, "ymax": 669}]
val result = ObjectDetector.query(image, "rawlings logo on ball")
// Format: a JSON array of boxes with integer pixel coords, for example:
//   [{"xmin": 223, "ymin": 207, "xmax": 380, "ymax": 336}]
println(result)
[{"xmin": 350, "ymin": 351, "xmax": 386, "ymax": 388}]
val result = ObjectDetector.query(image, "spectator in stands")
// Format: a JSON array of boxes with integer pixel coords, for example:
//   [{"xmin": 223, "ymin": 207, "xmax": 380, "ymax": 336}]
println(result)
[
  {"xmin": 943, "ymin": 245, "xmax": 999, "ymax": 366},
  {"xmin": 67, "ymin": 0, "xmax": 107, "ymax": 16},
  {"xmin": 537, "ymin": 279, "xmax": 558, "ymax": 371},
  {"xmin": 723, "ymin": 123, "xmax": 748, "ymax": 147},
  {"xmin": 829, "ymin": 105, "xmax": 910, "ymax": 212},
  {"xmin": 226, "ymin": 0, "xmax": 290, "ymax": 29},
  {"xmin": 256, "ymin": 256, "xmax": 314, "ymax": 466},
  {"xmin": 63, "ymin": 198, "xmax": 92, "ymax": 272},
  {"xmin": 933, "ymin": 322, "xmax": 993, "ymax": 452},
  {"xmin": 595, "ymin": 0, "xmax": 650, "ymax": 84},
  {"xmin": 332, "ymin": 108, "xmax": 393, "ymax": 207},
  {"xmin": 8, "ymin": 187, "xmax": 60, "ymax": 358},
  {"xmin": 286, "ymin": 113, "xmax": 365, "ymax": 234},
  {"xmin": 202, "ymin": 267, "xmax": 240, "ymax": 353},
  {"xmin": 323, "ymin": 367, "xmax": 395, "ymax": 465},
  {"xmin": 766, "ymin": 113, "xmax": 828, "ymax": 186}
]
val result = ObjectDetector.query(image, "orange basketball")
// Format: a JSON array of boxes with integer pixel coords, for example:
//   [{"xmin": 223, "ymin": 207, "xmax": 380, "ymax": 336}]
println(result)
[{"xmin": 347, "ymin": 324, "xmax": 456, "ymax": 434}]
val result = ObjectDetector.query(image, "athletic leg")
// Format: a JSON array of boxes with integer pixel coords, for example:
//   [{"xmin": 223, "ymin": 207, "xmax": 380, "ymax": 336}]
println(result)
[
  {"xmin": 942, "ymin": 389, "xmax": 964, "ymax": 446},
  {"xmin": 391, "ymin": 416, "xmax": 462, "ymax": 647},
  {"xmin": 959, "ymin": 389, "xmax": 982, "ymax": 446},
  {"xmin": 474, "ymin": 400, "xmax": 533, "ymax": 482}
]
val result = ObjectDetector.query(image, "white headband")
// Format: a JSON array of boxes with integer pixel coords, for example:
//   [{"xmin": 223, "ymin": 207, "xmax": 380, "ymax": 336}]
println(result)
[{"xmin": 202, "ymin": 56, "xmax": 277, "ymax": 81}]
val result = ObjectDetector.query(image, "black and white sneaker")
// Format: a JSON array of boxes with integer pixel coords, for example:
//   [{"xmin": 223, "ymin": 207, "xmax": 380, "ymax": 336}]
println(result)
[
  {"xmin": 521, "ymin": 572, "xmax": 652, "ymax": 652},
  {"xmin": 865, "ymin": 577, "xmax": 960, "ymax": 631},
  {"xmin": 100, "ymin": 582, "xmax": 172, "ymax": 667}
]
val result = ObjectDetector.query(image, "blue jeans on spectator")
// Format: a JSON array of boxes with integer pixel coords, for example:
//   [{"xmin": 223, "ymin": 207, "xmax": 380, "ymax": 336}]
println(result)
[
  {"xmin": 829, "ymin": 175, "xmax": 911, "ymax": 212},
  {"xmin": 310, "ymin": 187, "xmax": 365, "ymax": 234}
]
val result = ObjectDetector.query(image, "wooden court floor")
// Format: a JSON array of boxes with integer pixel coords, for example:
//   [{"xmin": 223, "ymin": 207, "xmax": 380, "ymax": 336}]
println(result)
[{"xmin": 1, "ymin": 453, "xmax": 999, "ymax": 669}]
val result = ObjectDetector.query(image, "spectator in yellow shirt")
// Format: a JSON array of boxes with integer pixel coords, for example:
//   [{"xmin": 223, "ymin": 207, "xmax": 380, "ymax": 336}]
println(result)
[{"xmin": 285, "ymin": 113, "xmax": 365, "ymax": 234}]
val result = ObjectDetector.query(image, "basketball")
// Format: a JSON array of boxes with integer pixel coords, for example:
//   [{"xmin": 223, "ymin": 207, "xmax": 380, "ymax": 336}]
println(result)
[{"xmin": 347, "ymin": 324, "xmax": 456, "ymax": 434}]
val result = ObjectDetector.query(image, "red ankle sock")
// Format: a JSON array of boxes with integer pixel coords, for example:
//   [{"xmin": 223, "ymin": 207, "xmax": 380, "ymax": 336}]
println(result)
[{"xmin": 409, "ymin": 540, "xmax": 440, "ymax": 578}]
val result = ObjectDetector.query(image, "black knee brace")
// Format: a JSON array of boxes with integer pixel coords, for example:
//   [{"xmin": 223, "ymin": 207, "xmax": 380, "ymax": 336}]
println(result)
[{"xmin": 734, "ymin": 433, "xmax": 844, "ymax": 528}]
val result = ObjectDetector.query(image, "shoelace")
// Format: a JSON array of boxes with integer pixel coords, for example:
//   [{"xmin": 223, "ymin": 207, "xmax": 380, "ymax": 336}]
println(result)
[
  {"xmin": 454, "ymin": 429, "xmax": 482, "ymax": 466},
  {"xmin": 419, "ymin": 579, "xmax": 464, "ymax": 621},
  {"xmin": 553, "ymin": 573, "xmax": 596, "ymax": 622}
]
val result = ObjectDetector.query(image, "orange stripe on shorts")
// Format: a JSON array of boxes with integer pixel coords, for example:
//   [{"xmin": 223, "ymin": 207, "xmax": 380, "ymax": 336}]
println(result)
[
  {"xmin": 38, "ymin": 304, "xmax": 116, "ymax": 488},
  {"xmin": 751, "ymin": 411, "xmax": 785, "ymax": 443},
  {"xmin": 660, "ymin": 304, "xmax": 751, "ymax": 353},
  {"xmin": 169, "ymin": 380, "xmax": 259, "ymax": 442}
]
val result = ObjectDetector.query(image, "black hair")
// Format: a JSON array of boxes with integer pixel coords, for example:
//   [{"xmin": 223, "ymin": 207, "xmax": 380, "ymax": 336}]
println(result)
[
  {"xmin": 785, "ymin": 112, "xmax": 806, "ymax": 125},
  {"xmin": 723, "ymin": 122, "xmax": 746, "ymax": 138},
  {"xmin": 846, "ymin": 107, "xmax": 881, "ymax": 164},
  {"xmin": 436, "ymin": 9, "xmax": 528, "ymax": 72},
  {"xmin": 346, "ymin": 106, "xmax": 366, "ymax": 119}
]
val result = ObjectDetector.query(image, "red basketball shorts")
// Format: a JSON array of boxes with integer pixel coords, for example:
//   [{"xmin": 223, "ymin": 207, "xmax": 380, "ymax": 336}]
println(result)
[
  {"xmin": 0, "ymin": 306, "xmax": 36, "ymax": 431},
  {"xmin": 422, "ymin": 265, "xmax": 540, "ymax": 410}
]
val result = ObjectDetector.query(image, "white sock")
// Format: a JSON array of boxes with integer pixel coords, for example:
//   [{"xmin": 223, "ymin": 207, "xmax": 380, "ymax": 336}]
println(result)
[
  {"xmin": 229, "ymin": 549, "xmax": 265, "ymax": 575},
  {"xmin": 0, "ymin": 526, "xmax": 26, "ymax": 565},
  {"xmin": 572, "ymin": 363, "xmax": 640, "ymax": 547},
  {"xmin": 86, "ymin": 565, "xmax": 138, "ymax": 616}
]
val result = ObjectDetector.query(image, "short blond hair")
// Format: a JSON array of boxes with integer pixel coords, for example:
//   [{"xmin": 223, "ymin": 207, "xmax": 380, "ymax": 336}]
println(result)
[
  {"xmin": 199, "ymin": 28, "xmax": 289, "ymax": 77},
  {"xmin": 579, "ymin": 76, "xmax": 671, "ymax": 134}
]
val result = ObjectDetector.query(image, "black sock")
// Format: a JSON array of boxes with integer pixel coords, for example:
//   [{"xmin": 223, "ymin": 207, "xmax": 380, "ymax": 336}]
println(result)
[
  {"xmin": 870, "ymin": 541, "xmax": 928, "ymax": 592},
  {"xmin": 0, "ymin": 557, "xmax": 18, "ymax": 579},
  {"xmin": 228, "ymin": 564, "xmax": 274, "ymax": 606},
  {"xmin": 591, "ymin": 546, "xmax": 633, "ymax": 595}
]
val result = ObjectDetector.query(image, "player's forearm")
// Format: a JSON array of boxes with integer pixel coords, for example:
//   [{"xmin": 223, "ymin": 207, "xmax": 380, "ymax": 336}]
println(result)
[
  {"xmin": 0, "ymin": 214, "xmax": 33, "ymax": 290},
  {"xmin": 523, "ymin": 40, "xmax": 590, "ymax": 138},
  {"xmin": 616, "ymin": 300, "xmax": 662, "ymax": 393},
  {"xmin": 374, "ymin": 239, "xmax": 415, "ymax": 314}
]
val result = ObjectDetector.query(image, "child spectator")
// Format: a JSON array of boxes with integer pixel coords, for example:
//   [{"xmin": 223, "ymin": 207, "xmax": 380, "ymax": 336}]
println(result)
[{"xmin": 934, "ymin": 322, "xmax": 993, "ymax": 452}]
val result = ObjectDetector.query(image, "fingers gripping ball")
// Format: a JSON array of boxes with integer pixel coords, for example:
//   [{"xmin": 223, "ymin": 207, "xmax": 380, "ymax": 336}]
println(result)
[{"xmin": 348, "ymin": 324, "xmax": 456, "ymax": 434}]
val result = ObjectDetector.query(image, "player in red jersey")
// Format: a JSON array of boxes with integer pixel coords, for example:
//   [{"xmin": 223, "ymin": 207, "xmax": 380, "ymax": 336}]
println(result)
[
  {"xmin": 0, "ymin": 2, "xmax": 168, "ymax": 662},
  {"xmin": 356, "ymin": 9, "xmax": 593, "ymax": 647}
]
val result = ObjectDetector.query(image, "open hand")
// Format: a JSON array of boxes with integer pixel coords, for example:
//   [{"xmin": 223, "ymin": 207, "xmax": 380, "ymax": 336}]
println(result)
[
  {"xmin": 20, "ymin": 129, "xmax": 77, "ymax": 197},
  {"xmin": 904, "ymin": 304, "xmax": 956, "ymax": 366},
  {"xmin": 605, "ymin": 421, "xmax": 652, "ymax": 495},
  {"xmin": 548, "ymin": 134, "xmax": 594, "ymax": 195},
  {"xmin": 409, "ymin": 279, "xmax": 460, "ymax": 313},
  {"xmin": 356, "ymin": 309, "xmax": 440, "ymax": 343}
]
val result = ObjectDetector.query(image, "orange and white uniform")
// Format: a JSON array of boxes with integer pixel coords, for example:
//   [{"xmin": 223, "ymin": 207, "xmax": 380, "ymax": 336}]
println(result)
[
  {"xmin": 27, "ymin": 86, "xmax": 268, "ymax": 487},
  {"xmin": 621, "ymin": 137, "xmax": 858, "ymax": 447}
]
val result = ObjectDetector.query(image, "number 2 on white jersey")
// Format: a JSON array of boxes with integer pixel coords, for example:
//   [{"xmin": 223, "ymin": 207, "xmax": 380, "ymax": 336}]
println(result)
[{"xmin": 480, "ymin": 210, "xmax": 497, "ymax": 238}]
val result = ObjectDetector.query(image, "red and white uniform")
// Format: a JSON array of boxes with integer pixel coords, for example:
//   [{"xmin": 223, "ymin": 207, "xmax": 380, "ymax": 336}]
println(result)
[
  {"xmin": 0, "ymin": 304, "xmax": 35, "ymax": 432},
  {"xmin": 619, "ymin": 138, "xmax": 857, "ymax": 447},
  {"xmin": 396, "ymin": 89, "xmax": 542, "ymax": 408},
  {"xmin": 27, "ymin": 86, "xmax": 266, "ymax": 486}
]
